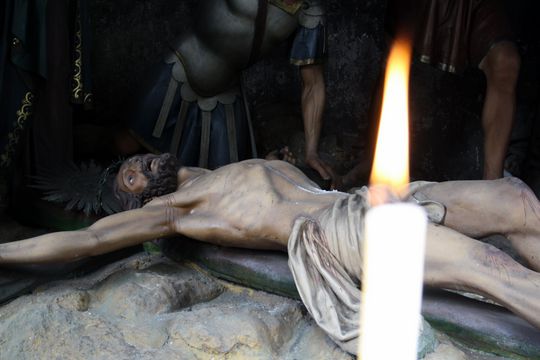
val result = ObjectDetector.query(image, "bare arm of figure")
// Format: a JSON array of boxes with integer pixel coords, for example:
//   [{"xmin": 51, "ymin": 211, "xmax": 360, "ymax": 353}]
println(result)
[
  {"xmin": 0, "ymin": 205, "xmax": 179, "ymax": 264},
  {"xmin": 300, "ymin": 64, "xmax": 333, "ymax": 181}
]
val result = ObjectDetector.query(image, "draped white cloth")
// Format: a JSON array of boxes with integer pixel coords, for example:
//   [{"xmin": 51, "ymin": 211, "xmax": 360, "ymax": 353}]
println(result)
[{"xmin": 287, "ymin": 182, "xmax": 443, "ymax": 354}]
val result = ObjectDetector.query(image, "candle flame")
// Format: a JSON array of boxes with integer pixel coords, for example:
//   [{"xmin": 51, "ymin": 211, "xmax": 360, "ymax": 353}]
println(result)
[{"xmin": 370, "ymin": 39, "xmax": 412, "ymax": 193}]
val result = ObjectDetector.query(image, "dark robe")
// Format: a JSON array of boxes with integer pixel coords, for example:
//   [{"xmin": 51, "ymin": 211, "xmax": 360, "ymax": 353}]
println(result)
[
  {"xmin": 0, "ymin": 0, "xmax": 93, "ymax": 175},
  {"xmin": 387, "ymin": 0, "xmax": 514, "ymax": 74}
]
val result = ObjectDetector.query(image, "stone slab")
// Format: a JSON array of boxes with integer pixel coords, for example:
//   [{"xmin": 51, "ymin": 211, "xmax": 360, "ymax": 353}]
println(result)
[
  {"xmin": 422, "ymin": 289, "xmax": 540, "ymax": 359},
  {"xmin": 166, "ymin": 240, "xmax": 540, "ymax": 359}
]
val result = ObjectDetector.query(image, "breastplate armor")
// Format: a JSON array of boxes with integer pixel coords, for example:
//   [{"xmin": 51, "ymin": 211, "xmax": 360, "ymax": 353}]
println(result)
[{"xmin": 170, "ymin": 0, "xmax": 300, "ymax": 97}]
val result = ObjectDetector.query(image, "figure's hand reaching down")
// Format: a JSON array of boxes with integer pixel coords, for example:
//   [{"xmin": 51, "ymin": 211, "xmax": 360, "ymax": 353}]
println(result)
[
  {"xmin": 266, "ymin": 147, "xmax": 333, "ymax": 189},
  {"xmin": 305, "ymin": 152, "xmax": 334, "ymax": 182},
  {"xmin": 265, "ymin": 146, "xmax": 297, "ymax": 165},
  {"xmin": 330, "ymin": 159, "xmax": 371, "ymax": 191}
]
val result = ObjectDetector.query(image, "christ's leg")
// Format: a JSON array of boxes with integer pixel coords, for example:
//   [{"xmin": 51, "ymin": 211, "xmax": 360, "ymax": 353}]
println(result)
[
  {"xmin": 424, "ymin": 223, "xmax": 540, "ymax": 329},
  {"xmin": 413, "ymin": 177, "xmax": 540, "ymax": 271}
]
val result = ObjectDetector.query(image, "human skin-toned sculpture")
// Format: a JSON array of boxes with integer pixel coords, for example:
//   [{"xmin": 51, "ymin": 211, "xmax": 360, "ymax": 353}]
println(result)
[{"xmin": 2, "ymin": 153, "xmax": 540, "ymax": 344}]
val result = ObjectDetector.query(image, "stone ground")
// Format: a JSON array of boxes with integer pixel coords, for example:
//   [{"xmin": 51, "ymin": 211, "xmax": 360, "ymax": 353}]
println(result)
[{"xmin": 0, "ymin": 215, "xmax": 512, "ymax": 360}]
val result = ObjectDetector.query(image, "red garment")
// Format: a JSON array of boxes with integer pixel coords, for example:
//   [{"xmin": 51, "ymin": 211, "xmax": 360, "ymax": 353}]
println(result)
[{"xmin": 388, "ymin": 0, "xmax": 514, "ymax": 73}]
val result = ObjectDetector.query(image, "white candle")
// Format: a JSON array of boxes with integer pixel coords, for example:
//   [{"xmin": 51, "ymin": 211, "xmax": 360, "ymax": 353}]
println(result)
[{"xmin": 358, "ymin": 202, "xmax": 427, "ymax": 359}]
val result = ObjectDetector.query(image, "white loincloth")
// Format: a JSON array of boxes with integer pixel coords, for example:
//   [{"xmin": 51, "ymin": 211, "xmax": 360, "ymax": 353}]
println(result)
[{"xmin": 287, "ymin": 183, "xmax": 444, "ymax": 354}]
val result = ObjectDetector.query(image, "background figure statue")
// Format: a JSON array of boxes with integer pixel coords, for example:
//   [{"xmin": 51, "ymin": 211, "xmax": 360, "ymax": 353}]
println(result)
[
  {"xmin": 118, "ymin": 0, "xmax": 333, "ymax": 181},
  {"xmin": 0, "ymin": 0, "xmax": 94, "ymax": 218},
  {"xmin": 387, "ymin": 0, "xmax": 520, "ymax": 180},
  {"xmin": 0, "ymin": 0, "xmax": 93, "ymax": 174}
]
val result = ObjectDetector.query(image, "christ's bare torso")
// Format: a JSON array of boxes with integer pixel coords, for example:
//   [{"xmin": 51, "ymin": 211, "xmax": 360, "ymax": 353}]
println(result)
[{"xmin": 157, "ymin": 159, "xmax": 347, "ymax": 250}]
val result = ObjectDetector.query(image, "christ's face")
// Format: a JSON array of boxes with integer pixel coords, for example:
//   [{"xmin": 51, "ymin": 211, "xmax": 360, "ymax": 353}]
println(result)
[
  {"xmin": 114, "ymin": 153, "xmax": 179, "ymax": 210},
  {"xmin": 116, "ymin": 154, "xmax": 161, "ymax": 194},
  {"xmin": 117, "ymin": 152, "xmax": 180, "ymax": 193}
]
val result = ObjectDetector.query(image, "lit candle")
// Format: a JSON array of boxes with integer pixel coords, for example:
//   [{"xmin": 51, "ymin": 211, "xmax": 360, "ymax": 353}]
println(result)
[{"xmin": 358, "ymin": 39, "xmax": 428, "ymax": 359}]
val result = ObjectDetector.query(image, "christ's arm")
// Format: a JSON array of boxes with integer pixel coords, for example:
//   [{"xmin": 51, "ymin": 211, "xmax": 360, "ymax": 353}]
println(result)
[{"xmin": 0, "ymin": 205, "xmax": 180, "ymax": 264}]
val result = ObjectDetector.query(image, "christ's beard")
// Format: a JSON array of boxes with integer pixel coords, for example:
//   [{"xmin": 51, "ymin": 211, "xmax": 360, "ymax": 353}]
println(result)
[{"xmin": 140, "ymin": 154, "xmax": 180, "ymax": 203}]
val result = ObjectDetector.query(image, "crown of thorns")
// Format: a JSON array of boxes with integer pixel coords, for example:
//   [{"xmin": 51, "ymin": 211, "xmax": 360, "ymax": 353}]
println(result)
[
  {"xmin": 33, "ymin": 158, "xmax": 126, "ymax": 216},
  {"xmin": 97, "ymin": 158, "xmax": 124, "ymax": 203}
]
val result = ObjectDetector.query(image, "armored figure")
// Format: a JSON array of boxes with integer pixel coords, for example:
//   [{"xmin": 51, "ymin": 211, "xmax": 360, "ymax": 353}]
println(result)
[{"xmin": 127, "ymin": 0, "xmax": 330, "ymax": 176}]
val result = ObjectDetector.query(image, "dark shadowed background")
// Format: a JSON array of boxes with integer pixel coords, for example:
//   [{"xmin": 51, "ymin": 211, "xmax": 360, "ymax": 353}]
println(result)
[{"xmin": 86, "ymin": 0, "xmax": 539, "ymax": 183}]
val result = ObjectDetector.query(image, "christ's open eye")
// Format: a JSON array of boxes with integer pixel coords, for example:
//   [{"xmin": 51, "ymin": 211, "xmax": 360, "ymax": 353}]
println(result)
[{"xmin": 128, "ymin": 175, "xmax": 135, "ymax": 185}]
